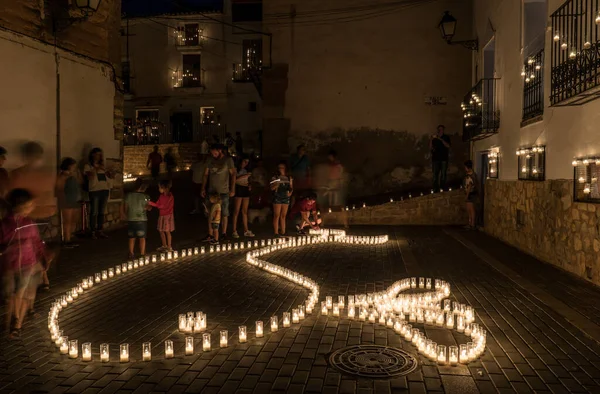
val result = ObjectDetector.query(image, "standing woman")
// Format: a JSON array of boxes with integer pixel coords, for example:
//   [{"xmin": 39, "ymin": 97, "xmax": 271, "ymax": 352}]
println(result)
[
  {"xmin": 84, "ymin": 148, "xmax": 112, "ymax": 239},
  {"xmin": 270, "ymin": 160, "xmax": 293, "ymax": 236},
  {"xmin": 56, "ymin": 157, "xmax": 81, "ymax": 248},
  {"xmin": 232, "ymin": 156, "xmax": 255, "ymax": 238}
]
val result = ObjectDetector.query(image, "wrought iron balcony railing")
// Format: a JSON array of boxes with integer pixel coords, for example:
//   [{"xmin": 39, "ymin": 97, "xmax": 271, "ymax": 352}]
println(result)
[
  {"xmin": 175, "ymin": 25, "xmax": 204, "ymax": 50},
  {"xmin": 461, "ymin": 78, "xmax": 500, "ymax": 141},
  {"xmin": 172, "ymin": 69, "xmax": 206, "ymax": 89},
  {"xmin": 123, "ymin": 122, "xmax": 228, "ymax": 146},
  {"xmin": 522, "ymin": 49, "xmax": 544, "ymax": 121},
  {"xmin": 551, "ymin": 0, "xmax": 600, "ymax": 105}
]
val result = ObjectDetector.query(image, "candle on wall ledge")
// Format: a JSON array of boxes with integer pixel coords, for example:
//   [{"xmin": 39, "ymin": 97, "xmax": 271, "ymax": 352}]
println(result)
[
  {"xmin": 239, "ymin": 326, "xmax": 247, "ymax": 343},
  {"xmin": 185, "ymin": 336, "xmax": 194, "ymax": 355},
  {"xmin": 163, "ymin": 340, "xmax": 174, "ymax": 359},
  {"xmin": 220, "ymin": 330, "xmax": 228, "ymax": 348},
  {"xmin": 256, "ymin": 321, "xmax": 264, "ymax": 338},
  {"xmin": 142, "ymin": 342, "xmax": 152, "ymax": 361},
  {"xmin": 60, "ymin": 337, "xmax": 69, "ymax": 354},
  {"xmin": 68, "ymin": 339, "xmax": 78, "ymax": 358},
  {"xmin": 283, "ymin": 312, "xmax": 291, "ymax": 327},
  {"xmin": 271, "ymin": 316, "xmax": 278, "ymax": 332},
  {"xmin": 100, "ymin": 343, "xmax": 109, "ymax": 362},
  {"xmin": 120, "ymin": 343, "xmax": 129, "ymax": 362},
  {"xmin": 82, "ymin": 342, "xmax": 92, "ymax": 361},
  {"xmin": 203, "ymin": 333, "xmax": 211, "ymax": 351}
]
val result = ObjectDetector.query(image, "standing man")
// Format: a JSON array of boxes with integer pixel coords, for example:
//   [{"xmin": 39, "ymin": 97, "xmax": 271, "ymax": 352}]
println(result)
[
  {"xmin": 290, "ymin": 144, "xmax": 311, "ymax": 203},
  {"xmin": 430, "ymin": 125, "xmax": 451, "ymax": 192},
  {"xmin": 147, "ymin": 145, "xmax": 162, "ymax": 183},
  {"xmin": 201, "ymin": 144, "xmax": 236, "ymax": 242}
]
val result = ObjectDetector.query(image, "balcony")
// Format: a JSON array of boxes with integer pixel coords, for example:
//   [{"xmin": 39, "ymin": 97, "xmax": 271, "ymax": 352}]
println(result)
[
  {"xmin": 175, "ymin": 25, "xmax": 204, "ymax": 51},
  {"xmin": 461, "ymin": 78, "xmax": 500, "ymax": 141},
  {"xmin": 172, "ymin": 69, "xmax": 206, "ymax": 89},
  {"xmin": 551, "ymin": 0, "xmax": 600, "ymax": 106},
  {"xmin": 522, "ymin": 49, "xmax": 544, "ymax": 122},
  {"xmin": 124, "ymin": 122, "xmax": 227, "ymax": 146}
]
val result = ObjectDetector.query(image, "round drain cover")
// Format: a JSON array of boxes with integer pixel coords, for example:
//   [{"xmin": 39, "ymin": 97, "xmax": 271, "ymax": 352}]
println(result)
[{"xmin": 328, "ymin": 345, "xmax": 418, "ymax": 378}]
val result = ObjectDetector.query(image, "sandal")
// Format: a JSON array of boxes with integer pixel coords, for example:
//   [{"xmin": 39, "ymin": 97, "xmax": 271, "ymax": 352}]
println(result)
[{"xmin": 9, "ymin": 327, "xmax": 22, "ymax": 339}]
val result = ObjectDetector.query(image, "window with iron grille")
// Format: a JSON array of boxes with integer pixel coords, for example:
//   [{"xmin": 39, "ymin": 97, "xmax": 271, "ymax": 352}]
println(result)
[
  {"xmin": 521, "ymin": 50, "xmax": 544, "ymax": 121},
  {"xmin": 517, "ymin": 146, "xmax": 545, "ymax": 181},
  {"xmin": 551, "ymin": 0, "xmax": 600, "ymax": 105},
  {"xmin": 182, "ymin": 54, "xmax": 202, "ymax": 88},
  {"xmin": 573, "ymin": 158, "xmax": 600, "ymax": 203}
]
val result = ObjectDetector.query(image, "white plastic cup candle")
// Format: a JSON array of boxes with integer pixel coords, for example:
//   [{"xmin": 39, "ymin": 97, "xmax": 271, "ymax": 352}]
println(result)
[
  {"xmin": 298, "ymin": 306, "xmax": 305, "ymax": 320},
  {"xmin": 347, "ymin": 306, "xmax": 355, "ymax": 319},
  {"xmin": 95, "ymin": 273, "xmax": 101, "ymax": 283},
  {"xmin": 321, "ymin": 302, "xmax": 328, "ymax": 315},
  {"xmin": 449, "ymin": 345, "xmax": 458, "ymax": 365},
  {"xmin": 270, "ymin": 316, "xmax": 278, "ymax": 332},
  {"xmin": 283, "ymin": 312, "xmax": 291, "ymax": 327},
  {"xmin": 165, "ymin": 340, "xmax": 174, "ymax": 358},
  {"xmin": 178, "ymin": 314, "xmax": 186, "ymax": 331},
  {"xmin": 100, "ymin": 343, "xmax": 109, "ymax": 362},
  {"xmin": 256, "ymin": 321, "xmax": 264, "ymax": 337},
  {"xmin": 60, "ymin": 337, "xmax": 69, "ymax": 354},
  {"xmin": 185, "ymin": 336, "xmax": 194, "ymax": 355},
  {"xmin": 220, "ymin": 330, "xmax": 228, "ymax": 348},
  {"xmin": 115, "ymin": 266, "xmax": 122, "ymax": 275},
  {"xmin": 82, "ymin": 342, "xmax": 92, "ymax": 361},
  {"xmin": 333, "ymin": 304, "xmax": 340, "ymax": 316},
  {"xmin": 239, "ymin": 326, "xmax": 247, "ymax": 343},
  {"xmin": 143, "ymin": 342, "xmax": 151, "ymax": 361},
  {"xmin": 292, "ymin": 309, "xmax": 299, "ymax": 324},
  {"xmin": 326, "ymin": 296, "xmax": 332, "ymax": 309},
  {"xmin": 446, "ymin": 312, "xmax": 454, "ymax": 329},
  {"xmin": 437, "ymin": 345, "xmax": 447, "ymax": 365},
  {"xmin": 460, "ymin": 344, "xmax": 468, "ymax": 364},
  {"xmin": 120, "ymin": 343, "xmax": 129, "ymax": 362},
  {"xmin": 203, "ymin": 333, "xmax": 211, "ymax": 351},
  {"xmin": 194, "ymin": 247, "xmax": 199, "ymax": 255},
  {"xmin": 68, "ymin": 340, "xmax": 78, "ymax": 358},
  {"xmin": 108, "ymin": 268, "xmax": 114, "ymax": 278},
  {"xmin": 457, "ymin": 315, "xmax": 465, "ymax": 332},
  {"xmin": 338, "ymin": 296, "xmax": 345, "ymax": 309}
]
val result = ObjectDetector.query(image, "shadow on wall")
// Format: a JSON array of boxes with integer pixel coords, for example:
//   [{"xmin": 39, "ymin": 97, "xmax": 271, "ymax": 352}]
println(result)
[{"xmin": 291, "ymin": 128, "xmax": 468, "ymax": 198}]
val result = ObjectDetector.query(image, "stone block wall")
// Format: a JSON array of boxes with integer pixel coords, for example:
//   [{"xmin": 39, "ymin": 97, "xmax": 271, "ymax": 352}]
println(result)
[
  {"xmin": 484, "ymin": 179, "xmax": 600, "ymax": 285},
  {"xmin": 323, "ymin": 189, "xmax": 467, "ymax": 226},
  {"xmin": 124, "ymin": 143, "xmax": 203, "ymax": 176}
]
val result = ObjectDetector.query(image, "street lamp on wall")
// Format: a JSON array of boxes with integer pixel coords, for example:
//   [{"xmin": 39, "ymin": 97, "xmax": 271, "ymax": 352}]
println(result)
[
  {"xmin": 74, "ymin": 0, "xmax": 103, "ymax": 16},
  {"xmin": 438, "ymin": 11, "xmax": 478, "ymax": 51},
  {"xmin": 53, "ymin": 0, "xmax": 103, "ymax": 32}
]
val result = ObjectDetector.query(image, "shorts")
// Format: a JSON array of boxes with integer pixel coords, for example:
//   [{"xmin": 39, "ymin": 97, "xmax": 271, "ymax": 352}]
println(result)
[
  {"xmin": 235, "ymin": 185, "xmax": 250, "ymax": 198},
  {"xmin": 2, "ymin": 265, "xmax": 42, "ymax": 301},
  {"xmin": 127, "ymin": 221, "xmax": 147, "ymax": 238},
  {"xmin": 207, "ymin": 193, "xmax": 230, "ymax": 217},
  {"xmin": 466, "ymin": 193, "xmax": 478, "ymax": 203},
  {"xmin": 211, "ymin": 222, "xmax": 220, "ymax": 230},
  {"xmin": 158, "ymin": 214, "xmax": 175, "ymax": 232},
  {"xmin": 273, "ymin": 194, "xmax": 290, "ymax": 205}
]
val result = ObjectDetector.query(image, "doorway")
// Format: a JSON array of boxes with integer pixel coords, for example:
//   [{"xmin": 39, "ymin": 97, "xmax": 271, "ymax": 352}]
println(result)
[
  {"xmin": 171, "ymin": 112, "xmax": 194, "ymax": 143},
  {"xmin": 476, "ymin": 152, "xmax": 489, "ymax": 227}
]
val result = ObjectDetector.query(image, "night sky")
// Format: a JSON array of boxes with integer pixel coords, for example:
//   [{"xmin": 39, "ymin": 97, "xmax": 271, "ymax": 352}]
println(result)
[{"xmin": 122, "ymin": 0, "xmax": 224, "ymax": 18}]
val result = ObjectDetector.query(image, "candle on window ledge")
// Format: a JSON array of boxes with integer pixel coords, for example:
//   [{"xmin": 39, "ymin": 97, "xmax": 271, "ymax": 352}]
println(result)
[
  {"xmin": 283, "ymin": 312, "xmax": 291, "ymax": 327},
  {"xmin": 100, "ymin": 343, "xmax": 109, "ymax": 362},
  {"xmin": 239, "ymin": 326, "xmax": 247, "ymax": 343},
  {"xmin": 185, "ymin": 336, "xmax": 194, "ymax": 355},
  {"xmin": 120, "ymin": 343, "xmax": 129, "ymax": 362},
  {"xmin": 68, "ymin": 339, "xmax": 78, "ymax": 358},
  {"xmin": 292, "ymin": 309, "xmax": 299, "ymax": 324},
  {"xmin": 82, "ymin": 342, "xmax": 92, "ymax": 361},
  {"xmin": 60, "ymin": 337, "xmax": 69, "ymax": 354},
  {"xmin": 202, "ymin": 333, "xmax": 211, "ymax": 351},
  {"xmin": 142, "ymin": 342, "xmax": 151, "ymax": 361},
  {"xmin": 220, "ymin": 330, "xmax": 228, "ymax": 348},
  {"xmin": 270, "ymin": 316, "xmax": 278, "ymax": 332},
  {"xmin": 437, "ymin": 345, "xmax": 447, "ymax": 365},
  {"xmin": 256, "ymin": 321, "xmax": 264, "ymax": 338},
  {"xmin": 163, "ymin": 340, "xmax": 173, "ymax": 359}
]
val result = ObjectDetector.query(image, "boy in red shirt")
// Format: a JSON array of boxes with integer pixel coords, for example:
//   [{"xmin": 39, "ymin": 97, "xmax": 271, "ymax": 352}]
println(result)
[{"xmin": 290, "ymin": 192, "xmax": 320, "ymax": 235}]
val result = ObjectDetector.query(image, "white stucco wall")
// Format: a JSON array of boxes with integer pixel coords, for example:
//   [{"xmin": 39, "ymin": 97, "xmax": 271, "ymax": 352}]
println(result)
[
  {"xmin": 472, "ymin": 0, "xmax": 600, "ymax": 180},
  {"xmin": 0, "ymin": 29, "xmax": 119, "ymax": 170}
]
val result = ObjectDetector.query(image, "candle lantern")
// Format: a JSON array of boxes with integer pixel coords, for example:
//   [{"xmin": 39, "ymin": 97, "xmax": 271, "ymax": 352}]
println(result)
[
  {"xmin": 321, "ymin": 302, "xmax": 328, "ymax": 315},
  {"xmin": 292, "ymin": 309, "xmax": 299, "ymax": 324},
  {"xmin": 60, "ymin": 337, "xmax": 69, "ymax": 354},
  {"xmin": 270, "ymin": 316, "xmax": 278, "ymax": 332},
  {"xmin": 202, "ymin": 333, "xmax": 211, "ymax": 351},
  {"xmin": 459, "ymin": 344, "xmax": 468, "ymax": 363},
  {"xmin": 404, "ymin": 324, "xmax": 413, "ymax": 341},
  {"xmin": 283, "ymin": 312, "xmax": 291, "ymax": 327},
  {"xmin": 338, "ymin": 295, "xmax": 345, "ymax": 309},
  {"xmin": 426, "ymin": 278, "xmax": 432, "ymax": 289},
  {"xmin": 216, "ymin": 245, "xmax": 221, "ymax": 252},
  {"xmin": 444, "ymin": 299, "xmax": 451, "ymax": 312},
  {"xmin": 449, "ymin": 345, "xmax": 458, "ymax": 365},
  {"xmin": 437, "ymin": 345, "xmax": 447, "ymax": 365},
  {"xmin": 348, "ymin": 306, "xmax": 355, "ymax": 319},
  {"xmin": 71, "ymin": 288, "xmax": 78, "ymax": 299},
  {"xmin": 152, "ymin": 255, "xmax": 157, "ymax": 263},
  {"xmin": 181, "ymin": 249, "xmax": 187, "ymax": 258},
  {"xmin": 347, "ymin": 295, "xmax": 355, "ymax": 307},
  {"xmin": 178, "ymin": 314, "xmax": 186, "ymax": 332},
  {"xmin": 446, "ymin": 312, "xmax": 454, "ymax": 329},
  {"xmin": 88, "ymin": 275, "xmax": 95, "ymax": 287},
  {"xmin": 187, "ymin": 248, "xmax": 193, "ymax": 256},
  {"xmin": 143, "ymin": 342, "xmax": 151, "ymax": 361},
  {"xmin": 429, "ymin": 341, "xmax": 438, "ymax": 361},
  {"xmin": 100, "ymin": 343, "xmax": 109, "ymax": 362},
  {"xmin": 298, "ymin": 305, "xmax": 305, "ymax": 320},
  {"xmin": 160, "ymin": 253, "xmax": 166, "ymax": 262},
  {"xmin": 239, "ymin": 326, "xmax": 247, "ymax": 343},
  {"xmin": 185, "ymin": 336, "xmax": 194, "ymax": 355},
  {"xmin": 411, "ymin": 329, "xmax": 420, "ymax": 345},
  {"xmin": 456, "ymin": 315, "xmax": 465, "ymax": 332},
  {"xmin": 209, "ymin": 245, "xmax": 215, "ymax": 253},
  {"xmin": 165, "ymin": 340, "xmax": 174, "ymax": 358},
  {"xmin": 419, "ymin": 277, "xmax": 425, "ymax": 288},
  {"xmin": 394, "ymin": 320, "xmax": 402, "ymax": 333},
  {"xmin": 116, "ymin": 265, "xmax": 122, "ymax": 275},
  {"xmin": 410, "ymin": 277, "xmax": 416, "ymax": 288},
  {"xmin": 82, "ymin": 278, "xmax": 89, "ymax": 289},
  {"xmin": 220, "ymin": 330, "xmax": 228, "ymax": 348},
  {"xmin": 332, "ymin": 303, "xmax": 340, "ymax": 316},
  {"xmin": 256, "ymin": 321, "xmax": 264, "ymax": 338},
  {"xmin": 145, "ymin": 256, "xmax": 150, "ymax": 264},
  {"xmin": 68, "ymin": 339, "xmax": 78, "ymax": 358},
  {"xmin": 95, "ymin": 273, "xmax": 101, "ymax": 283},
  {"xmin": 82, "ymin": 342, "xmax": 92, "ymax": 361},
  {"xmin": 108, "ymin": 268, "xmax": 115, "ymax": 278},
  {"xmin": 194, "ymin": 247, "xmax": 199, "ymax": 255},
  {"xmin": 227, "ymin": 244, "xmax": 232, "ymax": 251},
  {"xmin": 326, "ymin": 296, "xmax": 333, "ymax": 309},
  {"xmin": 128, "ymin": 261, "xmax": 134, "ymax": 270},
  {"xmin": 234, "ymin": 243, "xmax": 238, "ymax": 250},
  {"xmin": 464, "ymin": 323, "xmax": 472, "ymax": 336},
  {"xmin": 53, "ymin": 329, "xmax": 62, "ymax": 344},
  {"xmin": 467, "ymin": 342, "xmax": 475, "ymax": 361},
  {"xmin": 120, "ymin": 343, "xmax": 129, "ymax": 362},
  {"xmin": 133, "ymin": 260, "xmax": 139, "ymax": 269},
  {"xmin": 167, "ymin": 251, "xmax": 173, "ymax": 260}
]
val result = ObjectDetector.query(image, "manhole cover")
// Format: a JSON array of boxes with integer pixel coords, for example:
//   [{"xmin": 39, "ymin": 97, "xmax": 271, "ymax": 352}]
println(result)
[{"xmin": 328, "ymin": 345, "xmax": 418, "ymax": 378}]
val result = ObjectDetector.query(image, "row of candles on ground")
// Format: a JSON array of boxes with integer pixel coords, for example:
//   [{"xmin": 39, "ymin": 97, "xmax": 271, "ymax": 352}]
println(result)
[{"xmin": 325, "ymin": 188, "xmax": 461, "ymax": 212}]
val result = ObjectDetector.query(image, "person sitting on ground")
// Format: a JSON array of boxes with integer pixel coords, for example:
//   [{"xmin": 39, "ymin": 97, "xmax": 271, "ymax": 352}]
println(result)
[
  {"xmin": 290, "ymin": 192, "xmax": 320, "ymax": 235},
  {"xmin": 122, "ymin": 179, "xmax": 151, "ymax": 259},
  {"xmin": 0, "ymin": 189, "xmax": 53, "ymax": 338},
  {"xmin": 208, "ymin": 193, "xmax": 222, "ymax": 245},
  {"xmin": 463, "ymin": 160, "xmax": 478, "ymax": 230}
]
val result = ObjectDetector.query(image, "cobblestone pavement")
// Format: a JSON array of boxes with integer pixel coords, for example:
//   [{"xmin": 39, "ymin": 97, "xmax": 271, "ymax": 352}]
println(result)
[{"xmin": 2, "ymin": 183, "xmax": 600, "ymax": 393}]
